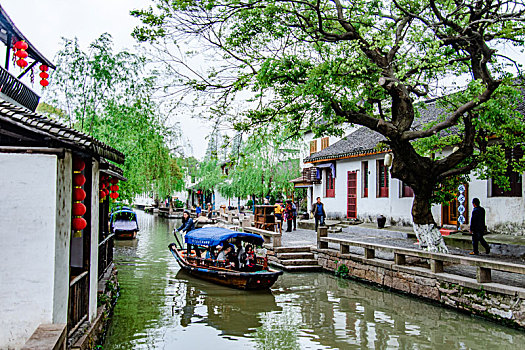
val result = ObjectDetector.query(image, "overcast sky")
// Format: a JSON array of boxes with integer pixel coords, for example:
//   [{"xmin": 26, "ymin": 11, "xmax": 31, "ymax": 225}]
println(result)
[{"xmin": 2, "ymin": 0, "xmax": 212, "ymax": 159}]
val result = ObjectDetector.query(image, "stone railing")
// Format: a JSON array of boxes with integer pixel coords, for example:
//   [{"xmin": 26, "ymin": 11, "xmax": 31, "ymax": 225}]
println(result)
[
  {"xmin": 318, "ymin": 235, "xmax": 525, "ymax": 284},
  {"xmin": 244, "ymin": 226, "xmax": 282, "ymax": 249}
]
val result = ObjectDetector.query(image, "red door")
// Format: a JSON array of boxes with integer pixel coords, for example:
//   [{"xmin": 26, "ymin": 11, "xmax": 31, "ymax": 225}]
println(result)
[{"xmin": 347, "ymin": 171, "xmax": 357, "ymax": 218}]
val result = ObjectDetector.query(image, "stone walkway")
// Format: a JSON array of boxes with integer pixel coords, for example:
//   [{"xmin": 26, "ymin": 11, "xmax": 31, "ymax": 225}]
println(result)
[{"xmin": 280, "ymin": 223, "xmax": 525, "ymax": 288}]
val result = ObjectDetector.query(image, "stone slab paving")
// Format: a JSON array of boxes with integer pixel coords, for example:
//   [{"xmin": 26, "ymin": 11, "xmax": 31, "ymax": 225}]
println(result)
[{"xmin": 282, "ymin": 224, "xmax": 525, "ymax": 288}]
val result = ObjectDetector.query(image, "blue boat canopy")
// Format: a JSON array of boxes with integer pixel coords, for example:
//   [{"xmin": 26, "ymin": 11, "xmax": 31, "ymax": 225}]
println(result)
[{"xmin": 184, "ymin": 227, "xmax": 264, "ymax": 247}]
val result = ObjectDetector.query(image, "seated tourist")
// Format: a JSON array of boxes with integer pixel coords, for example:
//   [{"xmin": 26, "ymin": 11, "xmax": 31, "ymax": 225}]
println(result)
[{"xmin": 241, "ymin": 244, "xmax": 256, "ymax": 271}]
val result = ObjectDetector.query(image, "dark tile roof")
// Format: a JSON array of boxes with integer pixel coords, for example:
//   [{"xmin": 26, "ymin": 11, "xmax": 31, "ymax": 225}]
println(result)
[
  {"xmin": 304, "ymin": 100, "xmax": 446, "ymax": 163},
  {"xmin": 0, "ymin": 100, "xmax": 124, "ymax": 163}
]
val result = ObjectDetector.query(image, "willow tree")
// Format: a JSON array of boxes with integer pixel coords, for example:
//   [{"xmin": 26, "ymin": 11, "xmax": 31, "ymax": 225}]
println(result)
[
  {"xmin": 45, "ymin": 34, "xmax": 183, "ymax": 200},
  {"xmin": 133, "ymin": 1, "xmax": 525, "ymax": 252}
]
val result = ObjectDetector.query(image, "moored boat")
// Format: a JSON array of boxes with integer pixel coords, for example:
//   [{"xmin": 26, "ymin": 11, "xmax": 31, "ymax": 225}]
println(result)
[
  {"xmin": 110, "ymin": 206, "xmax": 139, "ymax": 239},
  {"xmin": 169, "ymin": 227, "xmax": 283, "ymax": 290}
]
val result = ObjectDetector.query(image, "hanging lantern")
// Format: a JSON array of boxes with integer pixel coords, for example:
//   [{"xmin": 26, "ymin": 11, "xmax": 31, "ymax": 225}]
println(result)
[
  {"xmin": 72, "ymin": 202, "xmax": 87, "ymax": 216},
  {"xmin": 14, "ymin": 41, "xmax": 28, "ymax": 50},
  {"xmin": 14, "ymin": 41, "xmax": 29, "ymax": 69},
  {"xmin": 73, "ymin": 188, "xmax": 86, "ymax": 201},
  {"xmin": 110, "ymin": 184, "xmax": 120, "ymax": 192},
  {"xmin": 73, "ymin": 173, "xmax": 86, "ymax": 186},
  {"xmin": 15, "ymin": 50, "xmax": 28, "ymax": 59},
  {"xmin": 99, "ymin": 189, "xmax": 106, "ymax": 199},
  {"xmin": 16, "ymin": 59, "xmax": 28, "ymax": 68},
  {"xmin": 110, "ymin": 178, "xmax": 119, "ymax": 185},
  {"xmin": 72, "ymin": 217, "xmax": 87, "ymax": 231},
  {"xmin": 73, "ymin": 158, "xmax": 85, "ymax": 171},
  {"xmin": 110, "ymin": 192, "xmax": 119, "ymax": 200},
  {"xmin": 39, "ymin": 65, "xmax": 50, "ymax": 87}
]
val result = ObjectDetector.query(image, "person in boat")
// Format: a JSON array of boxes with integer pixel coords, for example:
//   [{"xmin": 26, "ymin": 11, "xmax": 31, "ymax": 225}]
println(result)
[
  {"xmin": 175, "ymin": 211, "xmax": 197, "ymax": 256},
  {"xmin": 217, "ymin": 244, "xmax": 235, "ymax": 268},
  {"xmin": 234, "ymin": 240, "xmax": 245, "ymax": 269},
  {"xmin": 240, "ymin": 244, "xmax": 256, "ymax": 271}
]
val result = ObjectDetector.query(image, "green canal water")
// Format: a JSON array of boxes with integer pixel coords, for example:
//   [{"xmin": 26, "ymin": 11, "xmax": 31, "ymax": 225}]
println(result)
[{"xmin": 104, "ymin": 211, "xmax": 525, "ymax": 349}]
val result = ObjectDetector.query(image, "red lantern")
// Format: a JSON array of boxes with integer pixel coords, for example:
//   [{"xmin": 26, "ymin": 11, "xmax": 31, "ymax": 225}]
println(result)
[
  {"xmin": 39, "ymin": 71, "xmax": 49, "ymax": 79},
  {"xmin": 73, "ymin": 188, "xmax": 86, "ymax": 201},
  {"xmin": 15, "ymin": 50, "xmax": 28, "ymax": 59},
  {"xmin": 110, "ymin": 192, "xmax": 119, "ymax": 199},
  {"xmin": 111, "ymin": 178, "xmax": 119, "ymax": 184},
  {"xmin": 100, "ymin": 190, "xmax": 106, "ymax": 198},
  {"xmin": 39, "ymin": 64, "xmax": 48, "ymax": 71},
  {"xmin": 72, "ymin": 217, "xmax": 87, "ymax": 231},
  {"xmin": 105, "ymin": 189, "xmax": 110, "ymax": 196},
  {"xmin": 73, "ymin": 173, "xmax": 86, "ymax": 186},
  {"xmin": 14, "ymin": 41, "xmax": 28, "ymax": 50},
  {"xmin": 40, "ymin": 79, "xmax": 49, "ymax": 87},
  {"xmin": 113, "ymin": 185, "xmax": 119, "ymax": 191},
  {"xmin": 73, "ymin": 158, "xmax": 85, "ymax": 171},
  {"xmin": 16, "ymin": 59, "xmax": 28, "ymax": 68},
  {"xmin": 72, "ymin": 203, "xmax": 87, "ymax": 216}
]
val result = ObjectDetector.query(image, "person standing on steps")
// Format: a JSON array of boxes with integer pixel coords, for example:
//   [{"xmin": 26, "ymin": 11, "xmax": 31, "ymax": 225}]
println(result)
[
  {"xmin": 470, "ymin": 198, "xmax": 490, "ymax": 255},
  {"xmin": 311, "ymin": 197, "xmax": 326, "ymax": 232}
]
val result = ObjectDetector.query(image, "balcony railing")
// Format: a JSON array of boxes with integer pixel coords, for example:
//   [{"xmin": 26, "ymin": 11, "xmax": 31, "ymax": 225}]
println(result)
[
  {"xmin": 68, "ymin": 271, "xmax": 89, "ymax": 335},
  {"xmin": 98, "ymin": 233, "xmax": 115, "ymax": 279},
  {"xmin": 0, "ymin": 65, "xmax": 40, "ymax": 111}
]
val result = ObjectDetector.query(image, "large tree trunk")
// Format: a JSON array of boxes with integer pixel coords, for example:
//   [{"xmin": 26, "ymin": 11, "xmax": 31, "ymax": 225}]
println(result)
[{"xmin": 412, "ymin": 193, "xmax": 448, "ymax": 253}]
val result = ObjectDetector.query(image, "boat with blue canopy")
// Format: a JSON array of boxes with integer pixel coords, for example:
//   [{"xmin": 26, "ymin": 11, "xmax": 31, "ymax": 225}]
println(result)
[
  {"xmin": 169, "ymin": 227, "xmax": 283, "ymax": 290},
  {"xmin": 110, "ymin": 207, "xmax": 139, "ymax": 239}
]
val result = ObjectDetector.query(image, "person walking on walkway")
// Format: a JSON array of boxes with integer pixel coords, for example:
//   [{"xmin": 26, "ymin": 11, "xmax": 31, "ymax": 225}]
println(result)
[
  {"xmin": 311, "ymin": 197, "xmax": 326, "ymax": 232},
  {"xmin": 274, "ymin": 201, "xmax": 283, "ymax": 231},
  {"xmin": 285, "ymin": 201, "xmax": 294, "ymax": 232},
  {"xmin": 292, "ymin": 201, "xmax": 298, "ymax": 231},
  {"xmin": 470, "ymin": 198, "xmax": 490, "ymax": 255}
]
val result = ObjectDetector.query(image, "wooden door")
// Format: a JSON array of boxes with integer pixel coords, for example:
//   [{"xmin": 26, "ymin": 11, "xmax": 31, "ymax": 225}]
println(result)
[
  {"xmin": 347, "ymin": 171, "xmax": 357, "ymax": 218},
  {"xmin": 442, "ymin": 184, "xmax": 468, "ymax": 226}
]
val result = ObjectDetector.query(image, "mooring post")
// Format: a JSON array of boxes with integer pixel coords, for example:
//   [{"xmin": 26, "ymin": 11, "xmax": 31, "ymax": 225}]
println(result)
[{"xmin": 317, "ymin": 226, "xmax": 328, "ymax": 249}]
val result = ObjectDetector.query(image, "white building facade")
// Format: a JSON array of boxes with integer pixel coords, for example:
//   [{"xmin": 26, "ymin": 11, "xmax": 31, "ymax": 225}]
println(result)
[{"xmin": 303, "ymin": 126, "xmax": 525, "ymax": 235}]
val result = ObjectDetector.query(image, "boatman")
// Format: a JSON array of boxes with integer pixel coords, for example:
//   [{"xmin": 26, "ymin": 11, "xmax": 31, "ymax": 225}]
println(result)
[{"xmin": 174, "ymin": 211, "xmax": 197, "ymax": 256}]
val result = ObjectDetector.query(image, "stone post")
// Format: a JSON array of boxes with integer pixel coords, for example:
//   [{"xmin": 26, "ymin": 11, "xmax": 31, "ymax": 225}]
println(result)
[{"xmin": 317, "ymin": 226, "xmax": 328, "ymax": 249}]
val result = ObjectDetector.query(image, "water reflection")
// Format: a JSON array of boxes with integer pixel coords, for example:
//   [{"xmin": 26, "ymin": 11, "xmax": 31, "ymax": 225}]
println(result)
[{"xmin": 104, "ymin": 211, "xmax": 525, "ymax": 350}]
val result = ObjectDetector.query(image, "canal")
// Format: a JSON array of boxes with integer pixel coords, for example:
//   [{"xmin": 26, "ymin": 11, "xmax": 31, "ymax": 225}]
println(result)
[{"xmin": 104, "ymin": 211, "xmax": 525, "ymax": 349}]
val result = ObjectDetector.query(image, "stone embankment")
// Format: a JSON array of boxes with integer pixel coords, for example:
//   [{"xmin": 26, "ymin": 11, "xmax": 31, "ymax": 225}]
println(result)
[{"xmin": 314, "ymin": 233, "xmax": 525, "ymax": 329}]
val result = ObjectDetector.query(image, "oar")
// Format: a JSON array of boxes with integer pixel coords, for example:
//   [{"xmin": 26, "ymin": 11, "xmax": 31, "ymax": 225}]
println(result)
[{"xmin": 173, "ymin": 229, "xmax": 184, "ymax": 250}]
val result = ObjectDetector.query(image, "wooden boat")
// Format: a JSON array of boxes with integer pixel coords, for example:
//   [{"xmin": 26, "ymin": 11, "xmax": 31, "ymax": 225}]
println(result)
[
  {"xmin": 168, "ymin": 227, "xmax": 283, "ymax": 290},
  {"xmin": 110, "ymin": 206, "xmax": 139, "ymax": 239}
]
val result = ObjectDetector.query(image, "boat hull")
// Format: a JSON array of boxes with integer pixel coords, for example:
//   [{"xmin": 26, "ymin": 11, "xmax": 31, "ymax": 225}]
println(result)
[
  {"xmin": 115, "ymin": 230, "xmax": 137, "ymax": 239},
  {"xmin": 169, "ymin": 244, "xmax": 282, "ymax": 290}
]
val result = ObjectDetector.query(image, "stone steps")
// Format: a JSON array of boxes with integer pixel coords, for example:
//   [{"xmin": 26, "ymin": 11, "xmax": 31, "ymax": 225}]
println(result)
[
  {"xmin": 269, "ymin": 261, "xmax": 323, "ymax": 272},
  {"xmin": 269, "ymin": 245, "xmax": 322, "ymax": 271},
  {"xmin": 274, "ymin": 246, "xmax": 312, "ymax": 253},
  {"xmin": 281, "ymin": 258, "xmax": 319, "ymax": 266},
  {"xmin": 277, "ymin": 252, "xmax": 315, "ymax": 260}
]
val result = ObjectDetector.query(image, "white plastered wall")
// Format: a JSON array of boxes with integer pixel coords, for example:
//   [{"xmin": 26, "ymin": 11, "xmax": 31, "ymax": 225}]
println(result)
[{"xmin": 0, "ymin": 153, "xmax": 60, "ymax": 348}]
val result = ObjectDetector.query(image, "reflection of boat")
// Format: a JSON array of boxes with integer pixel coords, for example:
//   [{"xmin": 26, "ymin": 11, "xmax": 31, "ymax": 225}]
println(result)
[
  {"xmin": 110, "ymin": 206, "xmax": 139, "ymax": 239},
  {"xmin": 169, "ymin": 227, "xmax": 283, "ymax": 290},
  {"xmin": 175, "ymin": 269, "xmax": 280, "ymax": 336}
]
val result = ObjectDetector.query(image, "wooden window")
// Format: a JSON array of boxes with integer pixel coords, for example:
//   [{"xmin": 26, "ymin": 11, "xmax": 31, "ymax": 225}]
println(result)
[
  {"xmin": 491, "ymin": 147, "xmax": 523, "ymax": 197},
  {"xmin": 401, "ymin": 182, "xmax": 414, "ymax": 197},
  {"xmin": 326, "ymin": 170, "xmax": 335, "ymax": 197},
  {"xmin": 377, "ymin": 160, "xmax": 389, "ymax": 197},
  {"xmin": 362, "ymin": 161, "xmax": 368, "ymax": 197},
  {"xmin": 321, "ymin": 137, "xmax": 329, "ymax": 150},
  {"xmin": 310, "ymin": 140, "xmax": 317, "ymax": 155}
]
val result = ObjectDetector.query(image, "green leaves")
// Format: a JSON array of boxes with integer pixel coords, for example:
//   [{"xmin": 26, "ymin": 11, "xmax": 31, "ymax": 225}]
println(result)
[{"xmin": 44, "ymin": 34, "xmax": 184, "ymax": 201}]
